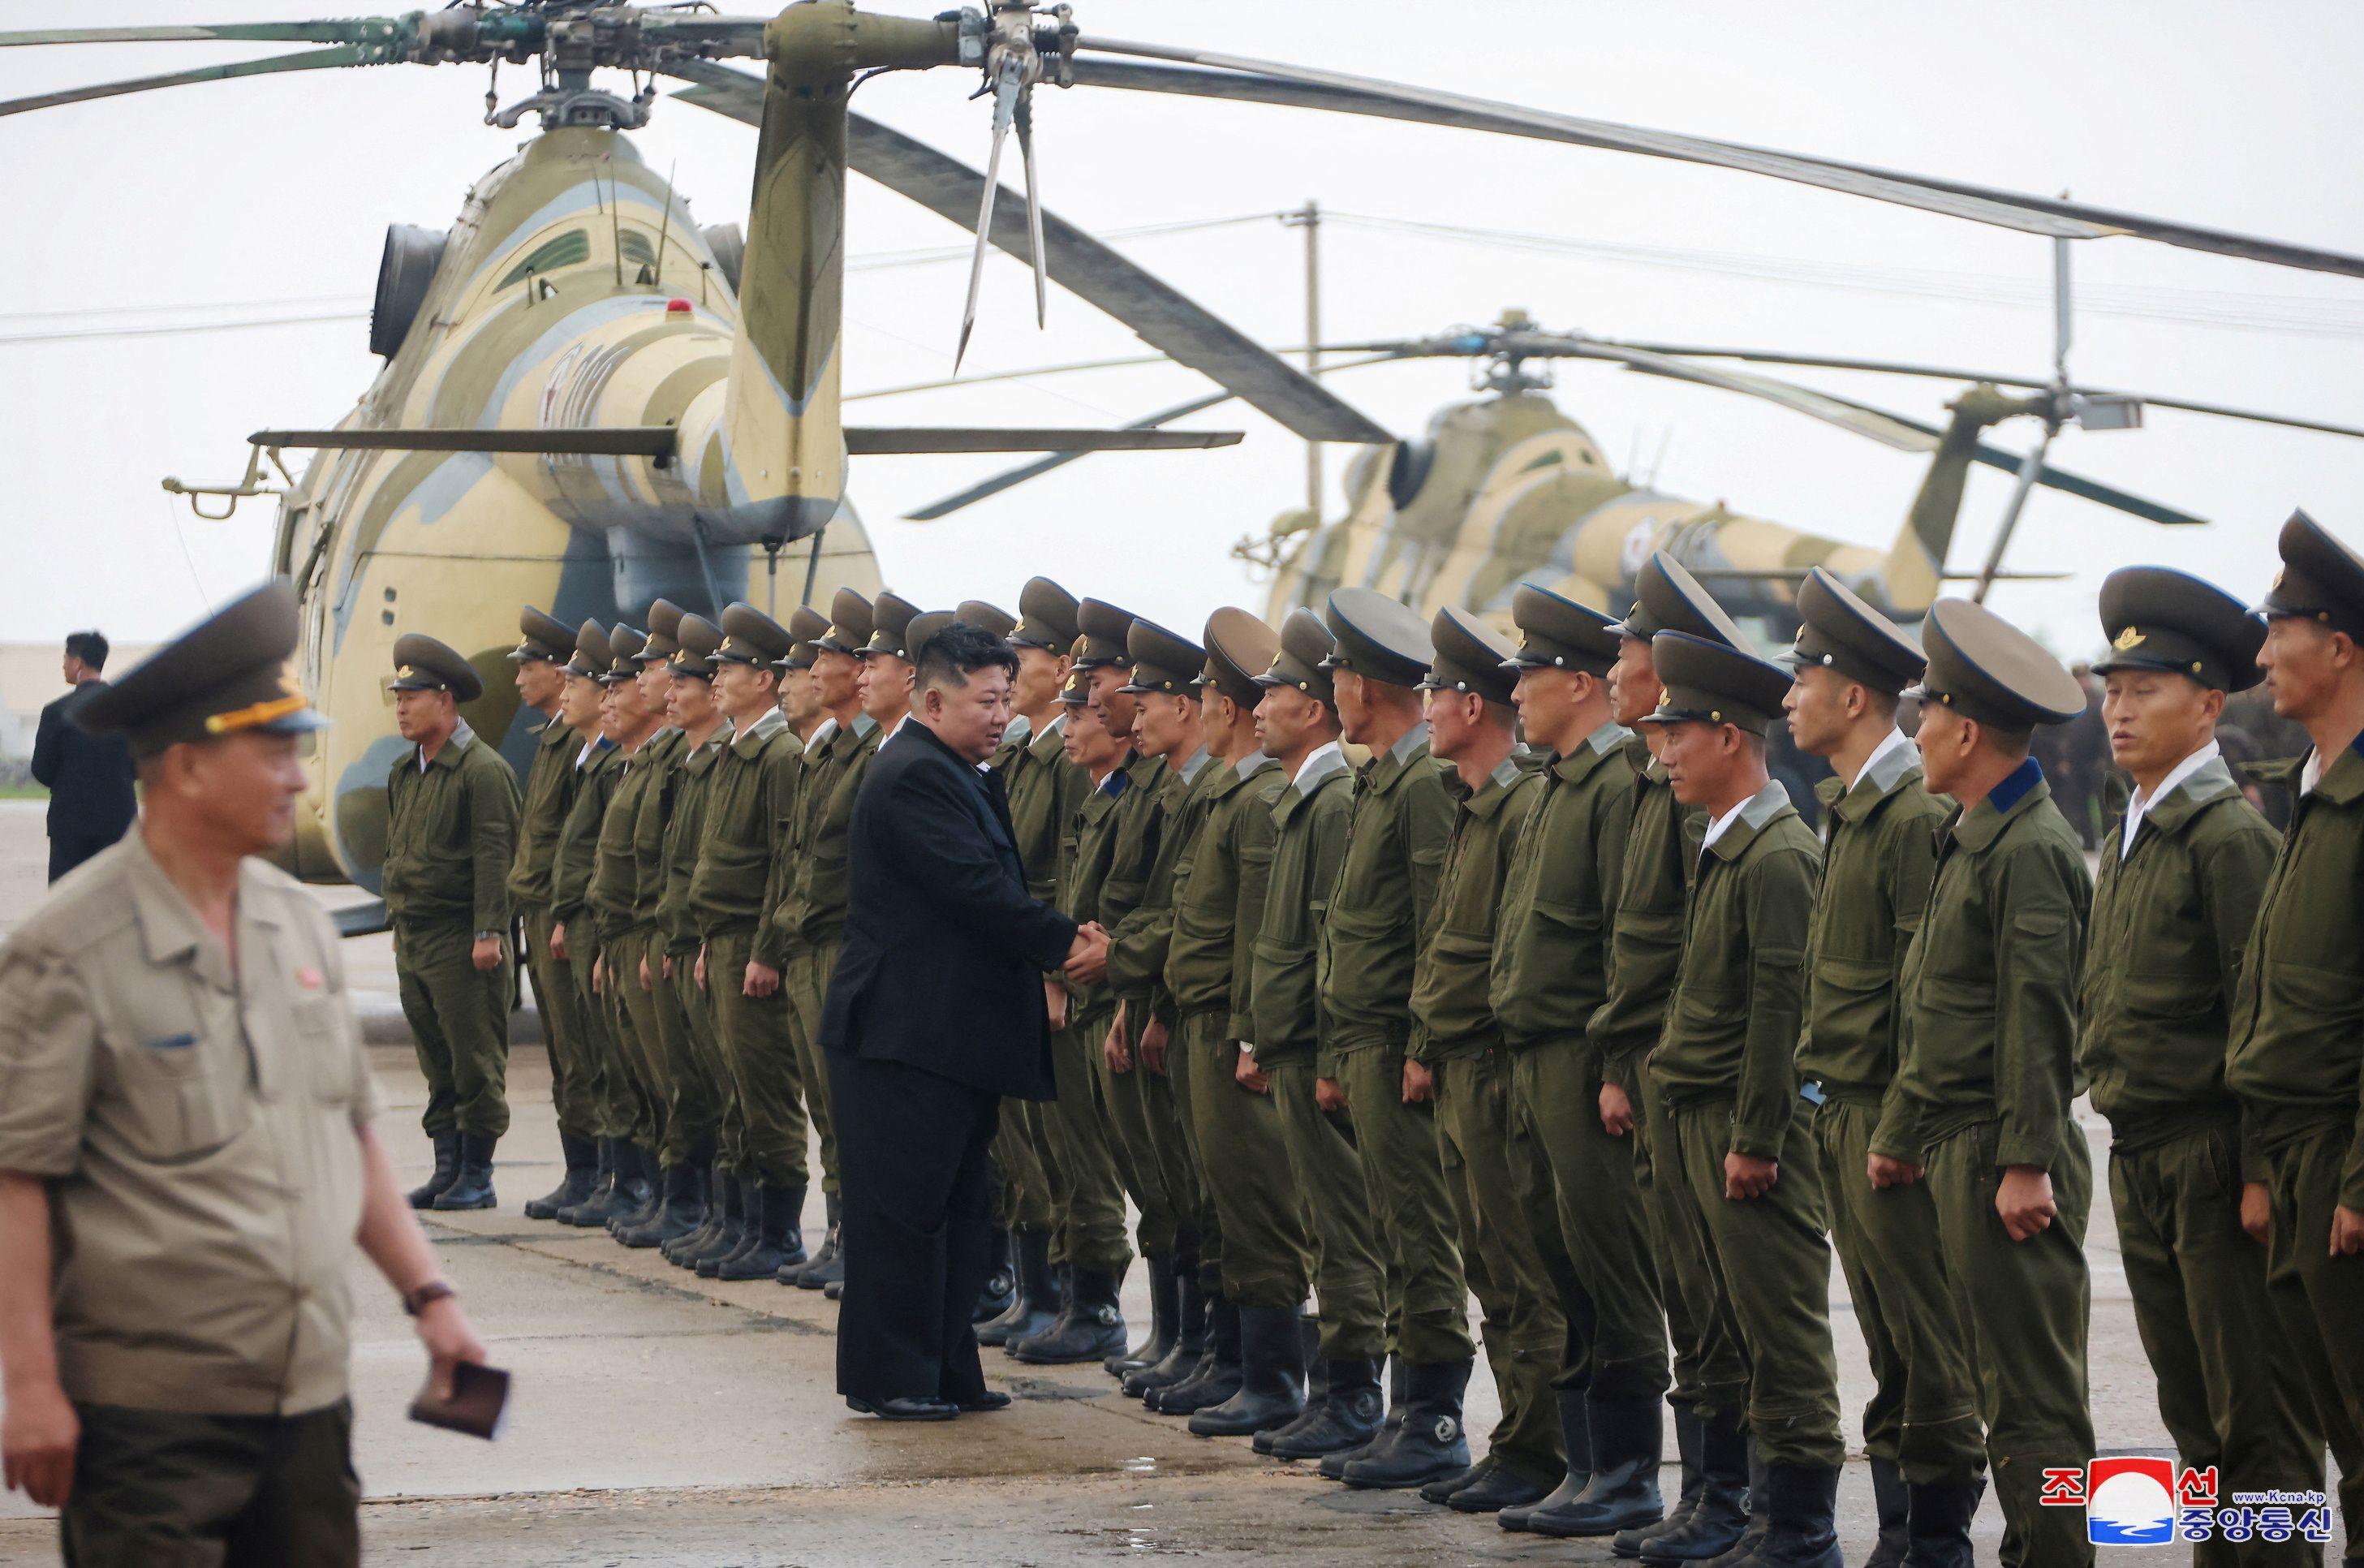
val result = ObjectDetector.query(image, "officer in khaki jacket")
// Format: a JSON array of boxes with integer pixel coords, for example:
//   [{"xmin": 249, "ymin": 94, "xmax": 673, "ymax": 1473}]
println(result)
[
  {"xmin": 0, "ymin": 584, "xmax": 485, "ymax": 1564},
  {"xmin": 2228, "ymin": 510, "xmax": 2364, "ymax": 1559}
]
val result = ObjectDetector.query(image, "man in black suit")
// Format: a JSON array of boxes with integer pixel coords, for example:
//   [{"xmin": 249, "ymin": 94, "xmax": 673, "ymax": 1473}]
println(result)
[
  {"xmin": 31, "ymin": 630, "xmax": 137, "ymax": 882},
  {"xmin": 823, "ymin": 618, "xmax": 1111, "ymax": 1420}
]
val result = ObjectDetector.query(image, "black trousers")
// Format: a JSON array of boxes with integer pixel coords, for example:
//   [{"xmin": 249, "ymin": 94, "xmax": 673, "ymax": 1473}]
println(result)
[
  {"xmin": 48, "ymin": 829, "xmax": 122, "ymax": 884},
  {"xmin": 63, "ymin": 1398, "xmax": 360, "ymax": 1568},
  {"xmin": 829, "ymin": 1049, "xmax": 1001, "ymax": 1406}
]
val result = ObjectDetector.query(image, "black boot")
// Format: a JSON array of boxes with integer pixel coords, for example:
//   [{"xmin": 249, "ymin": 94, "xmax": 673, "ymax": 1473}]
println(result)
[
  {"xmin": 1527, "ymin": 1389, "xmax": 1665, "ymax": 1538},
  {"xmin": 974, "ymin": 1228, "xmax": 1016, "ymax": 1324},
  {"xmin": 1617, "ymin": 1401, "xmax": 1703, "ymax": 1556},
  {"xmin": 1750, "ymin": 1462, "xmax": 1842, "ymax": 1568},
  {"xmin": 1448, "ymin": 1457, "xmax": 1555, "ymax": 1514},
  {"xmin": 1122, "ymin": 1269, "xmax": 1206, "ymax": 1397},
  {"xmin": 1320, "ymin": 1357, "xmax": 1406, "ymax": 1477},
  {"xmin": 1623, "ymin": 1406, "xmax": 1742, "ymax": 1561},
  {"xmin": 978, "ymin": 1230, "xmax": 1060, "ymax": 1346},
  {"xmin": 609, "ymin": 1145, "xmax": 663, "ymax": 1235},
  {"xmin": 1109, "ymin": 1254, "xmax": 1181, "ymax": 1377},
  {"xmin": 1148, "ymin": 1299, "xmax": 1242, "ymax": 1414},
  {"xmin": 717, "ymin": 1182, "xmax": 807, "ymax": 1279},
  {"xmin": 431, "ymin": 1133, "xmax": 499, "ymax": 1210},
  {"xmin": 558, "ymin": 1139, "xmax": 621, "ymax": 1226},
  {"xmin": 1901, "ymin": 1478, "xmax": 1983, "ymax": 1568},
  {"xmin": 665, "ymin": 1157, "xmax": 730, "ymax": 1265},
  {"xmin": 1189, "ymin": 1303, "xmax": 1307, "ymax": 1437},
  {"xmin": 1341, "ymin": 1359, "xmax": 1471, "ymax": 1490},
  {"xmin": 1271, "ymin": 1356, "xmax": 1384, "ymax": 1460},
  {"xmin": 607, "ymin": 1144, "xmax": 655, "ymax": 1230},
  {"xmin": 618, "ymin": 1162, "xmax": 705, "ymax": 1248},
  {"xmin": 1501, "ymin": 1389, "xmax": 1595, "ymax": 1531},
  {"xmin": 1256, "ymin": 1318, "xmax": 1333, "ymax": 1456},
  {"xmin": 1007, "ymin": 1267, "xmax": 1126, "ymax": 1364},
  {"xmin": 1671, "ymin": 1439, "xmax": 1764, "ymax": 1566},
  {"xmin": 1006, "ymin": 1265, "xmax": 1071, "ymax": 1355},
  {"xmin": 523, "ymin": 1132, "xmax": 598, "ymax": 1220},
  {"xmin": 406, "ymin": 1132, "xmax": 460, "ymax": 1209},
  {"xmin": 1866, "ymin": 1457, "xmax": 1910, "ymax": 1568},
  {"xmin": 695, "ymin": 1178, "xmax": 760, "ymax": 1276},
  {"xmin": 1423, "ymin": 1458, "xmax": 1493, "ymax": 1506},
  {"xmin": 789, "ymin": 1190, "xmax": 842, "ymax": 1286}
]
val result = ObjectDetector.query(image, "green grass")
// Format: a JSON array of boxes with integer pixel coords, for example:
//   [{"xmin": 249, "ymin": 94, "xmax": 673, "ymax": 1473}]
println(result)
[{"xmin": 0, "ymin": 786, "xmax": 49, "ymax": 799}]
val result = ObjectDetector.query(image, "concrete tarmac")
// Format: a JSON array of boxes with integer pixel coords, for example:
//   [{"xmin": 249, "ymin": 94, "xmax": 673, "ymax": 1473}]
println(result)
[{"xmin": 0, "ymin": 803, "xmax": 2226, "ymax": 1563}]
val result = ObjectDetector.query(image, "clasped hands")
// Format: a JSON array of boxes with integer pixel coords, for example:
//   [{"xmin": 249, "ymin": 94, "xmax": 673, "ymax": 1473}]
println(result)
[{"xmin": 1063, "ymin": 921, "xmax": 1110, "ymax": 985}]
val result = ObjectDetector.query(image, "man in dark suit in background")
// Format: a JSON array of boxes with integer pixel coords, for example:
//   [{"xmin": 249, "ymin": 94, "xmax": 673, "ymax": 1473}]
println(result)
[
  {"xmin": 823, "ymin": 618, "xmax": 1111, "ymax": 1421},
  {"xmin": 32, "ymin": 630, "xmax": 137, "ymax": 882}
]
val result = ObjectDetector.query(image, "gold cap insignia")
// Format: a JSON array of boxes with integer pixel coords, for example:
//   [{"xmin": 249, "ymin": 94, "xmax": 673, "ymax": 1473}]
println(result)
[
  {"xmin": 1656, "ymin": 691, "xmax": 1672, "ymax": 708},
  {"xmin": 2272, "ymin": 568, "xmax": 2285, "ymax": 589},
  {"xmin": 2113, "ymin": 626, "xmax": 2147, "ymax": 651},
  {"xmin": 396, "ymin": 665, "xmax": 418, "ymax": 680}
]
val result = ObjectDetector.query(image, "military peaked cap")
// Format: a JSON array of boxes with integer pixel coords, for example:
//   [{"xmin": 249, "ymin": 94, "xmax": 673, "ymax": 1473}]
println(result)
[
  {"xmin": 671, "ymin": 614, "xmax": 722, "ymax": 677},
  {"xmin": 1782, "ymin": 567, "xmax": 1923, "ymax": 693},
  {"xmin": 564, "ymin": 620, "xmax": 610, "ymax": 680},
  {"xmin": 1060, "ymin": 638, "xmax": 1093, "ymax": 705},
  {"xmin": 777, "ymin": 605, "xmax": 830, "ymax": 670},
  {"xmin": 1320, "ymin": 588, "xmax": 1432, "ymax": 687},
  {"xmin": 510, "ymin": 605, "xmax": 575, "ymax": 664},
  {"xmin": 1617, "ymin": 552, "xmax": 1750, "ymax": 651},
  {"xmin": 605, "ymin": 625, "xmax": 647, "ymax": 682},
  {"xmin": 2257, "ymin": 509, "xmax": 2364, "ymax": 641},
  {"xmin": 1638, "ymin": 630, "xmax": 1793, "ymax": 735},
  {"xmin": 958, "ymin": 599, "xmax": 1018, "ymax": 640},
  {"xmin": 1419, "ymin": 607, "xmax": 1519, "ymax": 705},
  {"xmin": 863, "ymin": 591, "xmax": 922, "ymax": 661},
  {"xmin": 1201, "ymin": 609, "xmax": 1280, "ymax": 707},
  {"xmin": 1507, "ymin": 582, "xmax": 1619, "ymax": 674},
  {"xmin": 76, "ymin": 581, "xmax": 325, "ymax": 758},
  {"xmin": 1120, "ymin": 618, "xmax": 1206, "ymax": 696},
  {"xmin": 2094, "ymin": 566, "xmax": 2265, "ymax": 693},
  {"xmin": 1010, "ymin": 577, "xmax": 1083, "ymax": 652},
  {"xmin": 1254, "ymin": 607, "xmax": 1337, "ymax": 705},
  {"xmin": 1074, "ymin": 598, "xmax": 1139, "ymax": 669},
  {"xmin": 1909, "ymin": 599, "xmax": 2085, "ymax": 730},
  {"xmin": 906, "ymin": 610, "xmax": 958, "ymax": 664},
  {"xmin": 714, "ymin": 603, "xmax": 790, "ymax": 668},
  {"xmin": 390, "ymin": 633, "xmax": 484, "ymax": 702},
  {"xmin": 817, "ymin": 588, "xmax": 874, "ymax": 656},
  {"xmin": 635, "ymin": 599, "xmax": 684, "ymax": 664}
]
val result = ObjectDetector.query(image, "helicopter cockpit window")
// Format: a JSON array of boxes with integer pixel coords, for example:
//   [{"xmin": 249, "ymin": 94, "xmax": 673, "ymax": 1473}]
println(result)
[
  {"xmin": 619, "ymin": 230, "xmax": 657, "ymax": 270},
  {"xmin": 497, "ymin": 230, "xmax": 591, "ymax": 291}
]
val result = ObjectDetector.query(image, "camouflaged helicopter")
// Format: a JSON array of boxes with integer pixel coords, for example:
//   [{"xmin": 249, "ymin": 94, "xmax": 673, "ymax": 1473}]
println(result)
[{"xmin": 11, "ymin": 2, "xmax": 2364, "ymax": 889}]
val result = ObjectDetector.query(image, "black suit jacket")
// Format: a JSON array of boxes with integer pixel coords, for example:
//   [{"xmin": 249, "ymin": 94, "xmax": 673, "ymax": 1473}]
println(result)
[
  {"xmin": 32, "ymin": 682, "xmax": 136, "ymax": 841},
  {"xmin": 821, "ymin": 719, "xmax": 1079, "ymax": 1100}
]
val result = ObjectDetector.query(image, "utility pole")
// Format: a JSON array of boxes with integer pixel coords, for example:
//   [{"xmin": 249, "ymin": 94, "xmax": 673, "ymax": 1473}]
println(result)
[{"xmin": 1281, "ymin": 200, "xmax": 1323, "ymax": 519}]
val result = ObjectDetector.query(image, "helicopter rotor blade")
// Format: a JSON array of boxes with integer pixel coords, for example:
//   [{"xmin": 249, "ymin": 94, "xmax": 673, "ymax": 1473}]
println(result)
[
  {"xmin": 1526, "ymin": 337, "xmax": 1936, "ymax": 450},
  {"xmin": 956, "ymin": 58, "xmax": 1025, "ymax": 373},
  {"xmin": 1064, "ymin": 54, "xmax": 2364, "ymax": 281},
  {"xmin": 1017, "ymin": 94, "xmax": 1049, "ymax": 330},
  {"xmin": 0, "ymin": 43, "xmax": 380, "ymax": 118},
  {"xmin": 903, "ymin": 390, "xmax": 1241, "ymax": 519},
  {"xmin": 666, "ymin": 61, "xmax": 1389, "ymax": 446},
  {"xmin": 847, "ymin": 425, "xmax": 1238, "ymax": 455},
  {"xmin": 0, "ymin": 21, "xmax": 405, "ymax": 46}
]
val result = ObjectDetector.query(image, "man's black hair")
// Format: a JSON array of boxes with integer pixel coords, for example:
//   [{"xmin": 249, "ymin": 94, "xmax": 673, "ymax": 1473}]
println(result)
[
  {"xmin": 915, "ymin": 620, "xmax": 1019, "ymax": 691},
  {"xmin": 64, "ymin": 630, "xmax": 108, "ymax": 671}
]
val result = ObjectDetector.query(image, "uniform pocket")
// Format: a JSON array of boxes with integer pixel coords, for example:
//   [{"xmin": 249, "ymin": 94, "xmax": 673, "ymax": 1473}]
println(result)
[
  {"xmin": 114, "ymin": 1041, "xmax": 248, "ymax": 1160},
  {"xmin": 293, "ymin": 993, "xmax": 359, "ymax": 1104}
]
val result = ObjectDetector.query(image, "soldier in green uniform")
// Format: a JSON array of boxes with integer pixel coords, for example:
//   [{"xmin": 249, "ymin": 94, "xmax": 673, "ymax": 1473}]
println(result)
[
  {"xmin": 382, "ymin": 633, "xmax": 520, "ymax": 1213},
  {"xmin": 1868, "ymin": 598, "xmax": 2097, "ymax": 1568},
  {"xmin": 1592, "ymin": 553, "xmax": 1755, "ymax": 1562},
  {"xmin": 1316, "ymin": 588, "xmax": 1473, "ymax": 1493},
  {"xmin": 688, "ymin": 603, "xmax": 808, "ymax": 1282},
  {"xmin": 1781, "ymin": 566, "xmax": 1982, "ymax": 1566},
  {"xmin": 1488, "ymin": 584, "xmax": 1662, "ymax": 1541},
  {"xmin": 1406, "ymin": 607, "xmax": 1564, "ymax": 1514},
  {"xmin": 2082, "ymin": 564, "xmax": 2322, "ymax": 1568},
  {"xmin": 587, "ymin": 625, "xmax": 670, "ymax": 1230},
  {"xmin": 548, "ymin": 623, "xmax": 635, "ymax": 1227},
  {"xmin": 777, "ymin": 588, "xmax": 876, "ymax": 1289},
  {"xmin": 2229, "ymin": 511, "xmax": 2364, "ymax": 1560},
  {"xmin": 1643, "ymin": 629, "xmax": 1844, "ymax": 1568},
  {"xmin": 1248, "ymin": 609, "xmax": 1392, "ymax": 1462},
  {"xmin": 506, "ymin": 608, "xmax": 597, "ymax": 1221}
]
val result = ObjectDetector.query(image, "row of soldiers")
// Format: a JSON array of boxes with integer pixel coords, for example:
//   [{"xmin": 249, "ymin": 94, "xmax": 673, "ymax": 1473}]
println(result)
[{"xmin": 375, "ymin": 510, "xmax": 2364, "ymax": 1568}]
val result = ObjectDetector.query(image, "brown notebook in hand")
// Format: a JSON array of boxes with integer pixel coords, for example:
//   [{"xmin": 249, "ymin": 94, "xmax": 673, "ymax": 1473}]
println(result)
[{"xmin": 407, "ymin": 1362, "xmax": 510, "ymax": 1441}]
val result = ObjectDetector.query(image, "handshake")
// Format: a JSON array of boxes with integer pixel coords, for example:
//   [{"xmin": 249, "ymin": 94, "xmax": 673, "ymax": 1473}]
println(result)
[{"xmin": 1063, "ymin": 922, "xmax": 1112, "ymax": 985}]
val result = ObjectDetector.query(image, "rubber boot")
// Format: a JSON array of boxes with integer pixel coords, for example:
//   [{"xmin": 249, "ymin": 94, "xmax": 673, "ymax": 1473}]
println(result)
[
  {"xmin": 618, "ymin": 1161, "xmax": 705, "ymax": 1248},
  {"xmin": 1900, "ymin": 1478, "xmax": 1983, "ymax": 1568},
  {"xmin": 1423, "ymin": 1459, "xmax": 1493, "ymax": 1507},
  {"xmin": 665, "ymin": 1157, "xmax": 728, "ymax": 1265},
  {"xmin": 558, "ymin": 1139, "xmax": 622, "ymax": 1226},
  {"xmin": 678, "ymin": 1167, "xmax": 746, "ymax": 1269},
  {"xmin": 979, "ymin": 1230, "xmax": 1060, "ymax": 1346},
  {"xmin": 1527, "ymin": 1389, "xmax": 1666, "ymax": 1538},
  {"xmin": 790, "ymin": 1191, "xmax": 842, "ymax": 1287},
  {"xmin": 523, "ymin": 1132, "xmax": 597, "ymax": 1220},
  {"xmin": 974, "ymin": 1228, "xmax": 1016, "ymax": 1325},
  {"xmin": 1501, "ymin": 1388, "xmax": 1595, "ymax": 1532},
  {"xmin": 1748, "ymin": 1462, "xmax": 1843, "ymax": 1568},
  {"xmin": 1320, "ymin": 1358, "xmax": 1406, "ymax": 1477},
  {"xmin": 606, "ymin": 1144, "xmax": 654, "ymax": 1228},
  {"xmin": 697, "ymin": 1178, "xmax": 762, "ymax": 1277},
  {"xmin": 717, "ymin": 1181, "xmax": 807, "ymax": 1279},
  {"xmin": 1255, "ymin": 1318, "xmax": 1333, "ymax": 1455},
  {"xmin": 431, "ymin": 1133, "xmax": 499, "ymax": 1210},
  {"xmin": 609, "ymin": 1145, "xmax": 663, "ymax": 1236},
  {"xmin": 1621, "ymin": 1405, "xmax": 1741, "ymax": 1561},
  {"xmin": 1189, "ymin": 1303, "xmax": 1307, "ymax": 1437},
  {"xmin": 1272, "ymin": 1356, "xmax": 1384, "ymax": 1460},
  {"xmin": 406, "ymin": 1132, "xmax": 460, "ymax": 1209},
  {"xmin": 1449, "ymin": 1456, "xmax": 1555, "ymax": 1514},
  {"xmin": 1122, "ymin": 1271, "xmax": 1205, "ymax": 1398},
  {"xmin": 1865, "ymin": 1457, "xmax": 1910, "ymax": 1568},
  {"xmin": 1687, "ymin": 1441, "xmax": 1769, "ymax": 1567},
  {"xmin": 1007, "ymin": 1268, "xmax": 1127, "ymax": 1364},
  {"xmin": 1109, "ymin": 1254, "xmax": 1181, "ymax": 1377},
  {"xmin": 1341, "ymin": 1359, "xmax": 1472, "ymax": 1490},
  {"xmin": 1148, "ymin": 1299, "xmax": 1242, "ymax": 1414}
]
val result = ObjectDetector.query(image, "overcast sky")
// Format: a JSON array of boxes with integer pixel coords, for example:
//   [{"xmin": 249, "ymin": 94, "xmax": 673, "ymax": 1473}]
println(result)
[{"xmin": 5, "ymin": 0, "xmax": 2362, "ymax": 659}]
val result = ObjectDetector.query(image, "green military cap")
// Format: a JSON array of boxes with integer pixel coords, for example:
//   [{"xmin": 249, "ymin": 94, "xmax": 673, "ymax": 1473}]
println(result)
[
  {"xmin": 817, "ymin": 588, "xmax": 874, "ymax": 656},
  {"xmin": 777, "ymin": 605, "xmax": 829, "ymax": 670},
  {"xmin": 1200, "ymin": 608, "xmax": 1280, "ymax": 707},
  {"xmin": 1010, "ymin": 576, "xmax": 1082, "ymax": 651},
  {"xmin": 390, "ymin": 632, "xmax": 485, "ymax": 702},
  {"xmin": 1419, "ymin": 606, "xmax": 1518, "ymax": 704},
  {"xmin": 1059, "ymin": 637, "xmax": 1093, "ymax": 705},
  {"xmin": 634, "ymin": 598, "xmax": 684, "ymax": 664},
  {"xmin": 1616, "ymin": 551, "xmax": 1750, "ymax": 650},
  {"xmin": 958, "ymin": 599, "xmax": 1018, "ymax": 640},
  {"xmin": 862, "ymin": 591, "xmax": 922, "ymax": 661},
  {"xmin": 1781, "ymin": 566, "xmax": 1924, "ymax": 694},
  {"xmin": 510, "ymin": 605, "xmax": 575, "ymax": 664},
  {"xmin": 1906, "ymin": 598, "xmax": 2085, "ymax": 730},
  {"xmin": 1253, "ymin": 607, "xmax": 1337, "ymax": 705},
  {"xmin": 1506, "ymin": 582, "xmax": 1620, "ymax": 674},
  {"xmin": 1319, "ymin": 588, "xmax": 1432, "ymax": 687},
  {"xmin": 906, "ymin": 610, "xmax": 958, "ymax": 662},
  {"xmin": 1119, "ymin": 618, "xmax": 1206, "ymax": 696},
  {"xmin": 714, "ymin": 603, "xmax": 791, "ymax": 668},
  {"xmin": 76, "ymin": 581, "xmax": 326, "ymax": 758},
  {"xmin": 2255, "ymin": 509, "xmax": 2364, "ymax": 641},
  {"xmin": 1073, "ymin": 598, "xmax": 1139, "ymax": 670},
  {"xmin": 605, "ymin": 624, "xmax": 647, "ymax": 683},
  {"xmin": 563, "ymin": 619, "xmax": 611, "ymax": 680},
  {"xmin": 671, "ymin": 613, "xmax": 722, "ymax": 678},
  {"xmin": 2093, "ymin": 566, "xmax": 2266, "ymax": 693},
  {"xmin": 1638, "ymin": 630, "xmax": 1793, "ymax": 734}
]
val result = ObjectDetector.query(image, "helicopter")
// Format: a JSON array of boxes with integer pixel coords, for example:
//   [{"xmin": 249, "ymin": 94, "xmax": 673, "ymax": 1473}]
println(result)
[{"xmin": 11, "ymin": 2, "xmax": 2364, "ymax": 890}]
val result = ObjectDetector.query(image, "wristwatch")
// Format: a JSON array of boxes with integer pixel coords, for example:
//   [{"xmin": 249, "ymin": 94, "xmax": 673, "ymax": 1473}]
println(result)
[
  {"xmin": 403, "ymin": 1281, "xmax": 458, "ymax": 1316},
  {"xmin": 473, "ymin": 929, "xmax": 502, "ymax": 943}
]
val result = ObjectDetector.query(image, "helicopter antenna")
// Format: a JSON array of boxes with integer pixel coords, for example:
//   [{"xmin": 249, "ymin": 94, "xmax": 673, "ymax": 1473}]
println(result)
[
  {"xmin": 1281, "ymin": 200, "xmax": 1324, "ymax": 519},
  {"xmin": 652, "ymin": 161, "xmax": 676, "ymax": 288},
  {"xmin": 609, "ymin": 169, "xmax": 623, "ymax": 286}
]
